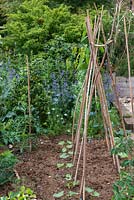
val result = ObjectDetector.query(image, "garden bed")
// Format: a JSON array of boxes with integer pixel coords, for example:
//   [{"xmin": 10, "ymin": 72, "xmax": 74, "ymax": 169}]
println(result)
[{"xmin": 0, "ymin": 135, "xmax": 118, "ymax": 200}]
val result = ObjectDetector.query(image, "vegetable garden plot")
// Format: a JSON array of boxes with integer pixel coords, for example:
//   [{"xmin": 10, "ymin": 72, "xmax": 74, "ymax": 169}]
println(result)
[{"xmin": 0, "ymin": 135, "xmax": 118, "ymax": 200}]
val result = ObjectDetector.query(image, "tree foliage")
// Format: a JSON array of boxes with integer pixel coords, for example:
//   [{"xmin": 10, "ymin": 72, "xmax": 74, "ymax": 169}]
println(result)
[
  {"xmin": 0, "ymin": 0, "xmax": 22, "ymax": 26},
  {"xmin": 1, "ymin": 0, "xmax": 83, "ymax": 54}
]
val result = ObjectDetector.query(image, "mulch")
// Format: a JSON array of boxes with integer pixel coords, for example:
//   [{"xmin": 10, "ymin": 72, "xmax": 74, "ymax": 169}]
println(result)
[{"xmin": 0, "ymin": 135, "xmax": 118, "ymax": 200}]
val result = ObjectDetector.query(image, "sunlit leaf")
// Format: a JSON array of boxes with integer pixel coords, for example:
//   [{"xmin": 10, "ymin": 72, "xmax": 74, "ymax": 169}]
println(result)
[
  {"xmin": 85, "ymin": 187, "xmax": 94, "ymax": 193},
  {"xmin": 65, "ymin": 174, "xmax": 72, "ymax": 181},
  {"xmin": 66, "ymin": 163, "xmax": 73, "ymax": 168},
  {"xmin": 58, "ymin": 141, "xmax": 65, "ymax": 146},
  {"xmin": 62, "ymin": 147, "xmax": 67, "ymax": 153},
  {"xmin": 57, "ymin": 163, "xmax": 64, "ymax": 168},
  {"xmin": 60, "ymin": 153, "xmax": 69, "ymax": 159},
  {"xmin": 66, "ymin": 145, "xmax": 72, "ymax": 149},
  {"xmin": 68, "ymin": 151, "xmax": 73, "ymax": 155},
  {"xmin": 93, "ymin": 191, "xmax": 100, "ymax": 197},
  {"xmin": 67, "ymin": 140, "xmax": 72, "ymax": 145}
]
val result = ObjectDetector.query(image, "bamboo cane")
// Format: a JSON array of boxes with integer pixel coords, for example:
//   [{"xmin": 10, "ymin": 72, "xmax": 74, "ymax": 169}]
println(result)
[
  {"xmin": 86, "ymin": 15, "xmax": 120, "ymax": 172},
  {"xmin": 26, "ymin": 55, "xmax": 32, "ymax": 152},
  {"xmin": 80, "ymin": 12, "xmax": 105, "ymax": 199},
  {"xmin": 124, "ymin": 17, "xmax": 134, "ymax": 131},
  {"xmin": 73, "ymin": 7, "xmax": 123, "ymax": 199}
]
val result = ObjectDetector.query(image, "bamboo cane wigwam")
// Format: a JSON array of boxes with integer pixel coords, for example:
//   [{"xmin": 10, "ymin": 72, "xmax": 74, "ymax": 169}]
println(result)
[{"xmin": 72, "ymin": 6, "xmax": 124, "ymax": 199}]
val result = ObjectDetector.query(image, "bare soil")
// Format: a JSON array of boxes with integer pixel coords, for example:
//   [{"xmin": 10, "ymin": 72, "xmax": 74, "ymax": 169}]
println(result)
[{"xmin": 0, "ymin": 135, "xmax": 118, "ymax": 200}]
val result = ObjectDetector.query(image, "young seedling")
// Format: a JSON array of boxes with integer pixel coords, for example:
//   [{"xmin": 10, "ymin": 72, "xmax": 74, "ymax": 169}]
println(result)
[
  {"xmin": 54, "ymin": 140, "xmax": 78, "ymax": 199},
  {"xmin": 65, "ymin": 173, "xmax": 72, "ymax": 181},
  {"xmin": 66, "ymin": 180, "xmax": 79, "ymax": 189}
]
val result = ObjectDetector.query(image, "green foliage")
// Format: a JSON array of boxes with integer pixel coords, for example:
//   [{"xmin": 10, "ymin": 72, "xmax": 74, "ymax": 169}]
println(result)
[
  {"xmin": 0, "ymin": 36, "xmax": 78, "ymax": 146},
  {"xmin": 112, "ymin": 171, "xmax": 134, "ymax": 200},
  {"xmin": 54, "ymin": 140, "xmax": 78, "ymax": 198},
  {"xmin": 0, "ymin": 0, "xmax": 8, "ymax": 26},
  {"xmin": 0, "ymin": 186, "xmax": 36, "ymax": 200},
  {"xmin": 0, "ymin": 0, "xmax": 82, "ymax": 149},
  {"xmin": 0, "ymin": 55, "xmax": 51, "ymax": 148},
  {"xmin": 0, "ymin": 0, "xmax": 115, "ymax": 147},
  {"xmin": 111, "ymin": 133, "xmax": 134, "ymax": 158},
  {"xmin": 1, "ymin": 0, "xmax": 83, "ymax": 53},
  {"xmin": 0, "ymin": 0, "xmax": 23, "ymax": 26},
  {"xmin": 56, "ymin": 140, "xmax": 100, "ymax": 198},
  {"xmin": 112, "ymin": 134, "xmax": 134, "ymax": 200},
  {"xmin": 0, "ymin": 150, "xmax": 18, "ymax": 185},
  {"xmin": 109, "ymin": 107, "xmax": 120, "ymax": 129},
  {"xmin": 49, "ymin": 0, "xmax": 114, "ymax": 12}
]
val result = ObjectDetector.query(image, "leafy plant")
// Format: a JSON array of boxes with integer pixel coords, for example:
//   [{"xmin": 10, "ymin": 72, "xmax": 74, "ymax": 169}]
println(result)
[
  {"xmin": 112, "ymin": 133, "xmax": 134, "ymax": 200},
  {"xmin": 0, "ymin": 186, "xmax": 36, "ymax": 200},
  {"xmin": 0, "ymin": 150, "xmax": 18, "ymax": 185},
  {"xmin": 56, "ymin": 140, "xmax": 100, "ymax": 199},
  {"xmin": 0, "ymin": 41, "xmax": 76, "ymax": 148},
  {"xmin": 54, "ymin": 140, "xmax": 77, "ymax": 198},
  {"xmin": 65, "ymin": 173, "xmax": 72, "ymax": 181},
  {"xmin": 112, "ymin": 171, "xmax": 134, "ymax": 200},
  {"xmin": 111, "ymin": 134, "xmax": 134, "ymax": 158}
]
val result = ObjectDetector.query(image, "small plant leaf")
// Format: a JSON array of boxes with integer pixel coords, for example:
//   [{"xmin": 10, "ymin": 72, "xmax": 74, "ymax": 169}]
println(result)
[
  {"xmin": 93, "ymin": 191, "xmax": 100, "ymax": 197},
  {"xmin": 65, "ymin": 174, "xmax": 72, "ymax": 181},
  {"xmin": 58, "ymin": 141, "xmax": 65, "ymax": 146},
  {"xmin": 67, "ymin": 140, "xmax": 72, "ymax": 145},
  {"xmin": 57, "ymin": 163, "xmax": 64, "ymax": 168},
  {"xmin": 66, "ymin": 163, "xmax": 73, "ymax": 168},
  {"xmin": 66, "ymin": 145, "xmax": 73, "ymax": 149},
  {"xmin": 62, "ymin": 147, "xmax": 67, "ymax": 153},
  {"xmin": 68, "ymin": 151, "xmax": 73, "ymax": 155},
  {"xmin": 85, "ymin": 187, "xmax": 94, "ymax": 193},
  {"xmin": 60, "ymin": 153, "xmax": 69, "ymax": 159},
  {"xmin": 73, "ymin": 180, "xmax": 79, "ymax": 186},
  {"xmin": 118, "ymin": 152, "xmax": 128, "ymax": 158},
  {"xmin": 53, "ymin": 191, "xmax": 64, "ymax": 198}
]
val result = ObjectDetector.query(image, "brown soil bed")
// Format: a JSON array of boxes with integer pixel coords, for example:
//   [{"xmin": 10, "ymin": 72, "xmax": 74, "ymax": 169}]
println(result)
[{"xmin": 0, "ymin": 135, "xmax": 118, "ymax": 200}]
